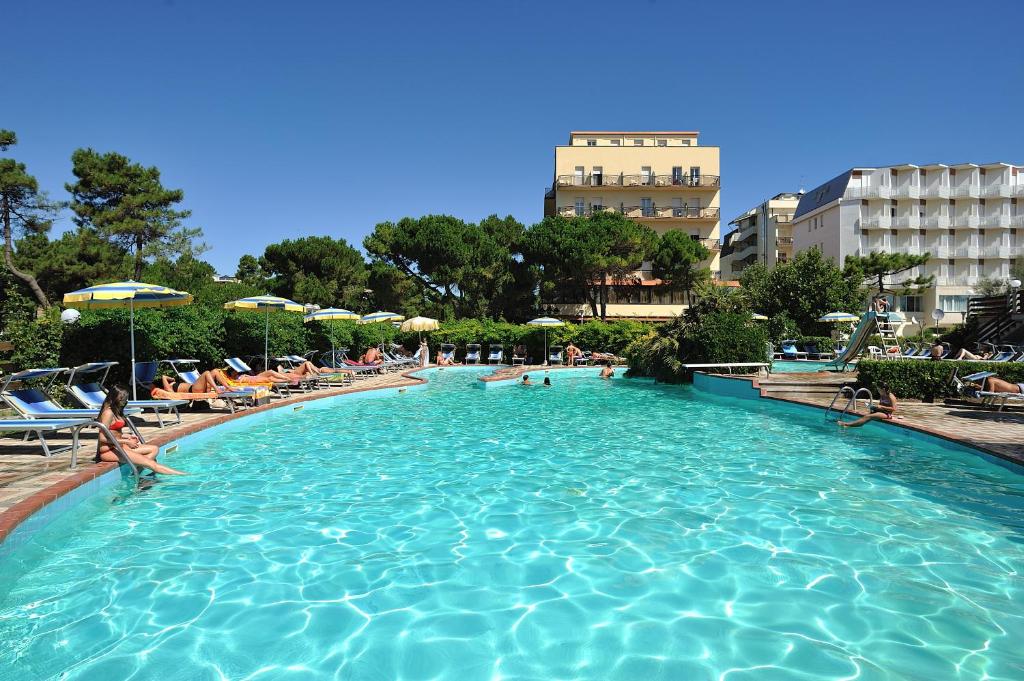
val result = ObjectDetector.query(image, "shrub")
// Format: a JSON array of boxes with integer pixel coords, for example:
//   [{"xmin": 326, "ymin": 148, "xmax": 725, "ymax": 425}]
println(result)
[
  {"xmin": 3, "ymin": 315, "xmax": 63, "ymax": 371},
  {"xmin": 856, "ymin": 359, "xmax": 1024, "ymax": 400}
]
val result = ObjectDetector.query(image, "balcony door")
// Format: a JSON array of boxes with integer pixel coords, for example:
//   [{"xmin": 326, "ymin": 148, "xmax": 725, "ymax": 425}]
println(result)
[
  {"xmin": 641, "ymin": 166, "xmax": 652, "ymax": 186},
  {"xmin": 592, "ymin": 166, "xmax": 603, "ymax": 187},
  {"xmin": 574, "ymin": 166, "xmax": 584, "ymax": 186},
  {"xmin": 641, "ymin": 197, "xmax": 653, "ymax": 217},
  {"xmin": 689, "ymin": 166, "xmax": 701, "ymax": 186},
  {"xmin": 672, "ymin": 166, "xmax": 683, "ymax": 186}
]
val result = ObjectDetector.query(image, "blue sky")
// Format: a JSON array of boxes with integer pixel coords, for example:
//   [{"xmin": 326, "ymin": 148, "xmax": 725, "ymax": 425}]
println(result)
[{"xmin": 6, "ymin": 0, "xmax": 1023, "ymax": 273}]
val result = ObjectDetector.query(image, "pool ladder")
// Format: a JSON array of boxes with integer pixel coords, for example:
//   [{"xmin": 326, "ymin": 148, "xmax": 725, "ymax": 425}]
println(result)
[{"xmin": 825, "ymin": 386, "xmax": 874, "ymax": 422}]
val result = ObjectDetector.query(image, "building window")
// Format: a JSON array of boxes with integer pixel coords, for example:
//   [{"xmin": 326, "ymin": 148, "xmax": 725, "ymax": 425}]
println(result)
[
  {"xmin": 591, "ymin": 198, "xmax": 604, "ymax": 213},
  {"xmin": 611, "ymin": 139, "xmax": 620, "ymax": 146},
  {"xmin": 641, "ymin": 166, "xmax": 652, "ymax": 185},
  {"xmin": 672, "ymin": 166, "xmax": 683, "ymax": 185},
  {"xmin": 939, "ymin": 295, "xmax": 969, "ymax": 313},
  {"xmin": 587, "ymin": 139, "xmax": 596, "ymax": 146},
  {"xmin": 574, "ymin": 198, "xmax": 584, "ymax": 216},
  {"xmin": 657, "ymin": 139, "xmax": 667, "ymax": 147},
  {"xmin": 681, "ymin": 139, "xmax": 691, "ymax": 146},
  {"xmin": 633, "ymin": 139, "xmax": 644, "ymax": 146},
  {"xmin": 899, "ymin": 295, "xmax": 922, "ymax": 312},
  {"xmin": 641, "ymin": 197, "xmax": 654, "ymax": 217}
]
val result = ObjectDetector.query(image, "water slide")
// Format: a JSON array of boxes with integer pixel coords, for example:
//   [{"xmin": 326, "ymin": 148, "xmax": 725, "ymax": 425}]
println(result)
[{"xmin": 824, "ymin": 311, "xmax": 879, "ymax": 371}]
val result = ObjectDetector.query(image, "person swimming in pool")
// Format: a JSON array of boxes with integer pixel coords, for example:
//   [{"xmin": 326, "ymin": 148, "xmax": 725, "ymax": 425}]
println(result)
[
  {"xmin": 543, "ymin": 377, "xmax": 552, "ymax": 387},
  {"xmin": 96, "ymin": 385, "xmax": 186, "ymax": 475},
  {"xmin": 839, "ymin": 383, "xmax": 897, "ymax": 428},
  {"xmin": 521, "ymin": 374, "xmax": 532, "ymax": 385},
  {"xmin": 599, "ymin": 362, "xmax": 614, "ymax": 379}
]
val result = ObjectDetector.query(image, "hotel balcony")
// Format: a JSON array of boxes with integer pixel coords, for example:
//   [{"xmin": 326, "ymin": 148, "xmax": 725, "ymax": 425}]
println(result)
[
  {"xmin": 922, "ymin": 184, "xmax": 951, "ymax": 199},
  {"xmin": 776, "ymin": 236, "xmax": 794, "ymax": 247},
  {"xmin": 981, "ymin": 183, "xmax": 1012, "ymax": 198},
  {"xmin": 1014, "ymin": 184, "xmax": 1024, "ymax": 198},
  {"xmin": 952, "ymin": 215, "xmax": 980, "ymax": 228},
  {"xmin": 951, "ymin": 246, "xmax": 981, "ymax": 258},
  {"xmin": 921, "ymin": 215, "xmax": 951, "ymax": 229},
  {"xmin": 951, "ymin": 185, "xmax": 981, "ymax": 199},
  {"xmin": 846, "ymin": 186, "xmax": 892, "ymax": 199},
  {"xmin": 894, "ymin": 216, "xmax": 921, "ymax": 229},
  {"xmin": 557, "ymin": 205, "xmax": 720, "ymax": 222},
  {"xmin": 1012, "ymin": 215, "xmax": 1024, "ymax": 228},
  {"xmin": 979, "ymin": 214, "xmax": 1010, "ymax": 228},
  {"xmin": 771, "ymin": 213, "xmax": 794, "ymax": 223},
  {"xmin": 555, "ymin": 173, "xmax": 721, "ymax": 190},
  {"xmin": 893, "ymin": 185, "xmax": 921, "ymax": 199},
  {"xmin": 860, "ymin": 215, "xmax": 892, "ymax": 229},
  {"xmin": 943, "ymin": 275, "xmax": 979, "ymax": 286}
]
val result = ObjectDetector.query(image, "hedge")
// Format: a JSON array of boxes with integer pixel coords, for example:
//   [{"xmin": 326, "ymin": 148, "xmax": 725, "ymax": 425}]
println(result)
[{"xmin": 856, "ymin": 359, "xmax": 1024, "ymax": 400}]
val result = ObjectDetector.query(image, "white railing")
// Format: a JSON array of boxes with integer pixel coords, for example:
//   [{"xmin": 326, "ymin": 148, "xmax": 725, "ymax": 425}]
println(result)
[
  {"xmin": 846, "ymin": 185, "xmax": 893, "ymax": 199},
  {"xmin": 979, "ymin": 214, "xmax": 1010, "ymax": 228},
  {"xmin": 951, "ymin": 246, "xmax": 981, "ymax": 258},
  {"xmin": 931, "ymin": 246, "xmax": 952, "ymax": 259},
  {"xmin": 943, "ymin": 275, "xmax": 979, "ymax": 286},
  {"xmin": 1012, "ymin": 215, "xmax": 1024, "ymax": 228},
  {"xmin": 953, "ymin": 215, "xmax": 980, "ymax": 228},
  {"xmin": 979, "ymin": 245, "xmax": 1010, "ymax": 258},
  {"xmin": 921, "ymin": 215, "xmax": 951, "ymax": 229},
  {"xmin": 951, "ymin": 185, "xmax": 980, "ymax": 198},
  {"xmin": 981, "ymin": 184, "xmax": 1011, "ymax": 198},
  {"xmin": 1013, "ymin": 184, "xmax": 1024, "ymax": 197},
  {"xmin": 894, "ymin": 216, "xmax": 921, "ymax": 229},
  {"xmin": 893, "ymin": 185, "xmax": 921, "ymax": 199},
  {"xmin": 861, "ymin": 215, "xmax": 892, "ymax": 229},
  {"xmin": 921, "ymin": 184, "xmax": 951, "ymax": 199}
]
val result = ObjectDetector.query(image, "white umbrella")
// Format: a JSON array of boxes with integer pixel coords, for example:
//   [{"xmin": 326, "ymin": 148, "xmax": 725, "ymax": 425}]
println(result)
[{"xmin": 527, "ymin": 317, "xmax": 565, "ymax": 365}]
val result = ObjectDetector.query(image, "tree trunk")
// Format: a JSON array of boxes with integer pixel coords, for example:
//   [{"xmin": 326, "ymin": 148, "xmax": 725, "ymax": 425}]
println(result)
[
  {"xmin": 599, "ymin": 272, "xmax": 608, "ymax": 321},
  {"xmin": 586, "ymin": 287, "xmax": 599, "ymax": 318},
  {"xmin": 134, "ymin": 236, "xmax": 145, "ymax": 280},
  {"xmin": 2, "ymin": 196, "xmax": 50, "ymax": 308}
]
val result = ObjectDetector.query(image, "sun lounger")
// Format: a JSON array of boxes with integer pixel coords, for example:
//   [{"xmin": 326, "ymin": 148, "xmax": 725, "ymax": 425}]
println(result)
[
  {"xmin": 487, "ymin": 344, "xmax": 504, "ymax": 365},
  {"xmin": 64, "ymin": 362, "xmax": 186, "ymax": 428},
  {"xmin": 781, "ymin": 341, "xmax": 807, "ymax": 360},
  {"xmin": 465, "ymin": 343, "xmax": 481, "ymax": 365},
  {"xmin": 1, "ymin": 368, "xmax": 145, "ymax": 441},
  {"xmin": 226, "ymin": 356, "xmax": 301, "ymax": 395},
  {"xmin": 574, "ymin": 351, "xmax": 591, "ymax": 366},
  {"xmin": 439, "ymin": 343, "xmax": 457, "ymax": 365},
  {"xmin": 949, "ymin": 369, "xmax": 1024, "ymax": 411},
  {"xmin": 548, "ymin": 346, "xmax": 564, "ymax": 365},
  {"xmin": 0, "ymin": 417, "xmax": 95, "ymax": 460},
  {"xmin": 163, "ymin": 359, "xmax": 262, "ymax": 412},
  {"xmin": 511, "ymin": 345, "xmax": 526, "ymax": 366}
]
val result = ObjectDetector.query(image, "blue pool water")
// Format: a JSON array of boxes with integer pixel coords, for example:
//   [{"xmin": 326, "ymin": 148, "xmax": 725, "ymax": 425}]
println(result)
[
  {"xmin": 771, "ymin": 360, "xmax": 833, "ymax": 373},
  {"xmin": 1, "ymin": 367, "xmax": 1023, "ymax": 680}
]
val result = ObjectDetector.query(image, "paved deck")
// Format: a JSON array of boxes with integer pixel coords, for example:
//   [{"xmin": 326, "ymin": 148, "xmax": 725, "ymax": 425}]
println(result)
[{"xmin": 724, "ymin": 371, "xmax": 1024, "ymax": 467}]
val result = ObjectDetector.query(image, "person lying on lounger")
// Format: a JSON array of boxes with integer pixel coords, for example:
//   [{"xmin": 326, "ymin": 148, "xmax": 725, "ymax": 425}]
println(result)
[
  {"xmin": 436, "ymin": 350, "xmax": 457, "ymax": 366},
  {"xmin": 97, "ymin": 385, "xmax": 186, "ymax": 475},
  {"xmin": 953, "ymin": 345, "xmax": 993, "ymax": 361},
  {"xmin": 220, "ymin": 366, "xmax": 295, "ymax": 384},
  {"xmin": 961, "ymin": 374, "xmax": 1024, "ymax": 396},
  {"xmin": 839, "ymin": 383, "xmax": 898, "ymax": 428},
  {"xmin": 154, "ymin": 371, "xmax": 223, "ymax": 395},
  {"xmin": 360, "ymin": 347, "xmax": 383, "ymax": 365}
]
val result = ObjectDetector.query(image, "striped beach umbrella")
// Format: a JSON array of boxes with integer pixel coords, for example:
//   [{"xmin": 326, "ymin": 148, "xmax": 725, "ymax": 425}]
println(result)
[
  {"xmin": 63, "ymin": 281, "xmax": 192, "ymax": 399},
  {"xmin": 751, "ymin": 313, "xmax": 769, "ymax": 321},
  {"xmin": 224, "ymin": 295, "xmax": 304, "ymax": 370},
  {"xmin": 817, "ymin": 312, "xmax": 860, "ymax": 323},
  {"xmin": 528, "ymin": 317, "xmax": 565, "ymax": 365},
  {"xmin": 358, "ymin": 311, "xmax": 405, "ymax": 348},
  {"xmin": 303, "ymin": 308, "xmax": 360, "ymax": 364}
]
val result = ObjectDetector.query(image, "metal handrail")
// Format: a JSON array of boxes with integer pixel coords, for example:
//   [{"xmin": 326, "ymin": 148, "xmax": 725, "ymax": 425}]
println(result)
[
  {"xmin": 555, "ymin": 173, "xmax": 721, "ymax": 188},
  {"xmin": 825, "ymin": 386, "xmax": 874, "ymax": 421},
  {"xmin": 558, "ymin": 206, "xmax": 720, "ymax": 220}
]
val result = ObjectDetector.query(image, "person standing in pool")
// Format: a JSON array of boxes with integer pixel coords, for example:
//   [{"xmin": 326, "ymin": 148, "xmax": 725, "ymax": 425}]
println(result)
[
  {"xmin": 521, "ymin": 375, "xmax": 532, "ymax": 385},
  {"xmin": 599, "ymin": 362, "xmax": 614, "ymax": 379},
  {"xmin": 543, "ymin": 377, "xmax": 552, "ymax": 387}
]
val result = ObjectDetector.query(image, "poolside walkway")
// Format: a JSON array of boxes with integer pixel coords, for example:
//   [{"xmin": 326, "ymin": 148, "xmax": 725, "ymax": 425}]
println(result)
[
  {"xmin": 713, "ymin": 371, "xmax": 1024, "ymax": 467},
  {"xmin": 0, "ymin": 371, "xmax": 424, "ymax": 521}
]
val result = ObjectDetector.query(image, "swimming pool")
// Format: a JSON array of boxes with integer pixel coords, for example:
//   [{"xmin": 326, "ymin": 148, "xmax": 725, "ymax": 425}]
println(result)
[
  {"xmin": 1, "ymin": 367, "xmax": 1022, "ymax": 680},
  {"xmin": 771, "ymin": 360, "xmax": 833, "ymax": 372}
]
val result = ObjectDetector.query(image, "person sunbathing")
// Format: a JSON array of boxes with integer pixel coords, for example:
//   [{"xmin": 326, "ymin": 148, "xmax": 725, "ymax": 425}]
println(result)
[
  {"xmin": 436, "ymin": 350, "xmax": 457, "ymax": 366},
  {"xmin": 220, "ymin": 366, "xmax": 294, "ymax": 384},
  {"xmin": 590, "ymin": 351, "xmax": 620, "ymax": 364},
  {"xmin": 97, "ymin": 385, "xmax": 186, "ymax": 475},
  {"xmin": 953, "ymin": 345, "xmax": 993, "ymax": 361},
  {"xmin": 360, "ymin": 347, "xmax": 383, "ymax": 365},
  {"xmin": 154, "ymin": 371, "xmax": 223, "ymax": 395},
  {"xmin": 839, "ymin": 383, "xmax": 897, "ymax": 428},
  {"xmin": 963, "ymin": 374, "xmax": 1024, "ymax": 396}
]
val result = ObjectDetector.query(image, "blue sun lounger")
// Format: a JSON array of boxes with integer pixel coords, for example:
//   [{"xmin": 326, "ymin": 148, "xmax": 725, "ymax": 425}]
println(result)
[
  {"xmin": 64, "ymin": 362, "xmax": 186, "ymax": 428},
  {"xmin": 487, "ymin": 344, "xmax": 504, "ymax": 364},
  {"xmin": 227, "ymin": 356, "xmax": 302, "ymax": 395},
  {"xmin": 163, "ymin": 359, "xmax": 262, "ymax": 412},
  {"xmin": 0, "ymin": 418, "xmax": 95, "ymax": 460},
  {"xmin": 465, "ymin": 344, "xmax": 481, "ymax": 364}
]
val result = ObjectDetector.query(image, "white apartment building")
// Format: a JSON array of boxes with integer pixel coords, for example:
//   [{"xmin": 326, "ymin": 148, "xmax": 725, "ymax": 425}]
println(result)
[
  {"xmin": 792, "ymin": 163, "xmax": 1024, "ymax": 326},
  {"xmin": 721, "ymin": 192, "xmax": 802, "ymax": 280}
]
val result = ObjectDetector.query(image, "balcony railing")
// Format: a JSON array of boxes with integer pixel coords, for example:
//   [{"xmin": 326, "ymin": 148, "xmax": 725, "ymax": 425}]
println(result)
[
  {"xmin": 951, "ymin": 185, "xmax": 981, "ymax": 198},
  {"xmin": 1014, "ymin": 184, "xmax": 1024, "ymax": 197},
  {"xmin": 893, "ymin": 186, "xmax": 921, "ymax": 199},
  {"xmin": 771, "ymin": 213, "xmax": 793, "ymax": 223},
  {"xmin": 555, "ymin": 173, "xmax": 721, "ymax": 189},
  {"xmin": 558, "ymin": 205, "xmax": 720, "ymax": 220},
  {"xmin": 894, "ymin": 216, "xmax": 921, "ymax": 229},
  {"xmin": 953, "ymin": 215, "xmax": 981, "ymax": 228},
  {"xmin": 922, "ymin": 184, "xmax": 951, "ymax": 199},
  {"xmin": 1012, "ymin": 215, "xmax": 1024, "ymax": 228},
  {"xmin": 776, "ymin": 236, "xmax": 794, "ymax": 246},
  {"xmin": 981, "ymin": 184, "xmax": 1011, "ymax": 198},
  {"xmin": 861, "ymin": 216, "xmax": 892, "ymax": 229},
  {"xmin": 921, "ymin": 215, "xmax": 951, "ymax": 229},
  {"xmin": 846, "ymin": 185, "xmax": 893, "ymax": 199},
  {"xmin": 979, "ymin": 214, "xmax": 1010, "ymax": 228},
  {"xmin": 700, "ymin": 238, "xmax": 721, "ymax": 252}
]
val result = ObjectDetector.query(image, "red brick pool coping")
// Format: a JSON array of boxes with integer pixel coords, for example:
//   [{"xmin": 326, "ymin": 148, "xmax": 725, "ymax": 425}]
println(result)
[{"xmin": 0, "ymin": 368, "xmax": 430, "ymax": 545}]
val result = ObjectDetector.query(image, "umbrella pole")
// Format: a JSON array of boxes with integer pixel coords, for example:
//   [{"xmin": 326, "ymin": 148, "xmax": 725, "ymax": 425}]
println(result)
[
  {"xmin": 264, "ymin": 307, "xmax": 270, "ymax": 371},
  {"xmin": 544, "ymin": 329, "xmax": 548, "ymax": 366},
  {"xmin": 331, "ymin": 319, "xmax": 337, "ymax": 367},
  {"xmin": 130, "ymin": 297, "xmax": 137, "ymax": 400}
]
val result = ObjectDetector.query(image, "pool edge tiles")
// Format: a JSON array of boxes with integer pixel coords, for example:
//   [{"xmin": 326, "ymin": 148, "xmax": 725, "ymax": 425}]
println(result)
[
  {"xmin": 694, "ymin": 371, "xmax": 1024, "ymax": 475},
  {"xmin": 0, "ymin": 368, "xmax": 433, "ymax": 555}
]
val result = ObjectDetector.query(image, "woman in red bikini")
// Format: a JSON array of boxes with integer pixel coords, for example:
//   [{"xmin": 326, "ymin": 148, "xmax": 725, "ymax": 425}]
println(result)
[{"xmin": 96, "ymin": 386, "xmax": 187, "ymax": 475}]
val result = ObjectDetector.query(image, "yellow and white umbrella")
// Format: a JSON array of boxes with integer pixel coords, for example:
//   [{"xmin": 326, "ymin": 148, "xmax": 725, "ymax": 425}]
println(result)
[
  {"xmin": 224, "ymin": 295, "xmax": 304, "ymax": 369},
  {"xmin": 63, "ymin": 280, "xmax": 192, "ymax": 399},
  {"xmin": 303, "ymin": 307, "xmax": 360, "ymax": 365},
  {"xmin": 399, "ymin": 316, "xmax": 439, "ymax": 344},
  {"xmin": 358, "ymin": 311, "xmax": 405, "ymax": 348}
]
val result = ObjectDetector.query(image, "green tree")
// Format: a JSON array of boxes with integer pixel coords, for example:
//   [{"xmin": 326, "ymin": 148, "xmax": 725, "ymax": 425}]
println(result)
[
  {"xmin": 235, "ymin": 254, "xmax": 269, "ymax": 289},
  {"xmin": 259, "ymin": 236, "xmax": 367, "ymax": 308},
  {"xmin": 972, "ymin": 275, "xmax": 1008, "ymax": 297},
  {"xmin": 367, "ymin": 262, "xmax": 427, "ymax": 317},
  {"xmin": 363, "ymin": 214, "xmax": 526, "ymax": 319},
  {"xmin": 741, "ymin": 249, "xmax": 862, "ymax": 335},
  {"xmin": 0, "ymin": 130, "xmax": 59, "ymax": 307},
  {"xmin": 66, "ymin": 148, "xmax": 204, "ymax": 280},
  {"xmin": 650, "ymin": 230, "xmax": 711, "ymax": 305},
  {"xmin": 524, "ymin": 212, "xmax": 657, "ymax": 320},
  {"xmin": 142, "ymin": 254, "xmax": 217, "ymax": 295},
  {"xmin": 14, "ymin": 228, "xmax": 131, "ymax": 301},
  {"xmin": 843, "ymin": 251, "xmax": 933, "ymax": 296}
]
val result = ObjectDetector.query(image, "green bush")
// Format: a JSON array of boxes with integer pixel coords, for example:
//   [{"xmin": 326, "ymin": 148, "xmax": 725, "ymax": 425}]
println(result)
[
  {"xmin": 790, "ymin": 336, "xmax": 835, "ymax": 354},
  {"xmin": 3, "ymin": 315, "xmax": 64, "ymax": 371},
  {"xmin": 856, "ymin": 359, "xmax": 1024, "ymax": 400}
]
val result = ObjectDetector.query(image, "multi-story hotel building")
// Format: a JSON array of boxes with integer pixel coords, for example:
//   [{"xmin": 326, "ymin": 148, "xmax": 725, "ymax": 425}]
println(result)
[
  {"xmin": 542, "ymin": 130, "xmax": 721, "ymax": 319},
  {"xmin": 720, "ymin": 192, "xmax": 802, "ymax": 280},
  {"xmin": 792, "ymin": 163, "xmax": 1024, "ymax": 326}
]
